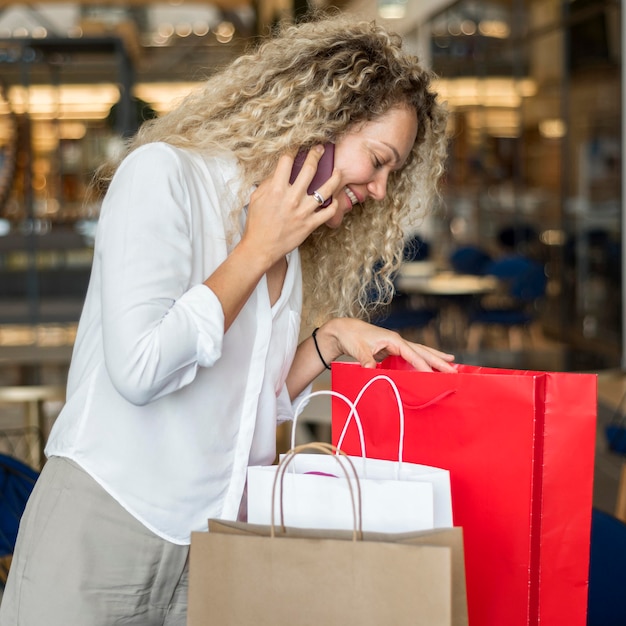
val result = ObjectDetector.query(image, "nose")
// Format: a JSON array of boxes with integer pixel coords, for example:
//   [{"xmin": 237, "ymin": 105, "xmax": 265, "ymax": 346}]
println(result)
[{"xmin": 366, "ymin": 171, "xmax": 388, "ymax": 201}]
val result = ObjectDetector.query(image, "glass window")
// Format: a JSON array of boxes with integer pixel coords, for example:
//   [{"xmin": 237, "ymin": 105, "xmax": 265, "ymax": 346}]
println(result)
[{"xmin": 424, "ymin": 0, "xmax": 621, "ymax": 367}]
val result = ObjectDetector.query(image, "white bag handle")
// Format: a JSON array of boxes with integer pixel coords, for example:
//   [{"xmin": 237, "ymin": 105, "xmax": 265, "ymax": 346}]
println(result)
[
  {"xmin": 334, "ymin": 374, "xmax": 406, "ymax": 464},
  {"xmin": 292, "ymin": 389, "xmax": 366, "ymax": 457},
  {"xmin": 292, "ymin": 373, "xmax": 406, "ymax": 468}
]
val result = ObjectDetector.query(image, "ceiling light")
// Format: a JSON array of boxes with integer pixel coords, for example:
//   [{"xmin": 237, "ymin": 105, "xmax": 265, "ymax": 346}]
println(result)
[
  {"xmin": 539, "ymin": 119, "xmax": 566, "ymax": 139},
  {"xmin": 175, "ymin": 23, "xmax": 193, "ymax": 37},
  {"xmin": 377, "ymin": 0, "xmax": 407, "ymax": 20},
  {"xmin": 478, "ymin": 19, "xmax": 510, "ymax": 39},
  {"xmin": 7, "ymin": 84, "xmax": 121, "ymax": 120},
  {"xmin": 214, "ymin": 21, "xmax": 235, "ymax": 44},
  {"xmin": 433, "ymin": 77, "xmax": 537, "ymax": 108}
]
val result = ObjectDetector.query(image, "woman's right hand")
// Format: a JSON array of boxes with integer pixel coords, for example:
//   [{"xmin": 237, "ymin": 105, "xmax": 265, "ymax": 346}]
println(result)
[
  {"xmin": 203, "ymin": 147, "xmax": 340, "ymax": 331},
  {"xmin": 242, "ymin": 146, "xmax": 342, "ymax": 269}
]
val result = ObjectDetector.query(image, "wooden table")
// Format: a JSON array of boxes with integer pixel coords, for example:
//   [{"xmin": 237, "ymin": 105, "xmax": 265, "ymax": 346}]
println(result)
[
  {"xmin": 0, "ymin": 344, "xmax": 73, "ymax": 384},
  {"xmin": 395, "ymin": 269, "xmax": 500, "ymax": 298},
  {"xmin": 0, "ymin": 384, "xmax": 66, "ymax": 469},
  {"xmin": 0, "ymin": 343, "xmax": 72, "ymax": 469},
  {"xmin": 395, "ymin": 269, "xmax": 500, "ymax": 351}
]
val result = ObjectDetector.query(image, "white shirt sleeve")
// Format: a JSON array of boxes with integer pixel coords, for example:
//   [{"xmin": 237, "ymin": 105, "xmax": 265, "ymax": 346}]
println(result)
[
  {"xmin": 275, "ymin": 382, "xmax": 314, "ymax": 425},
  {"xmin": 96, "ymin": 144, "xmax": 226, "ymax": 405}
]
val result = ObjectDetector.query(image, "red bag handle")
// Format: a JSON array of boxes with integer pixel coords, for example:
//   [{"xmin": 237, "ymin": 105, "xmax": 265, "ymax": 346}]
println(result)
[{"xmin": 402, "ymin": 389, "xmax": 457, "ymax": 410}]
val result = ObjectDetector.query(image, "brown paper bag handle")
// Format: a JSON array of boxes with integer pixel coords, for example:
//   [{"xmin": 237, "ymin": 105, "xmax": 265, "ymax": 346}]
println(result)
[{"xmin": 272, "ymin": 442, "xmax": 364, "ymax": 541}]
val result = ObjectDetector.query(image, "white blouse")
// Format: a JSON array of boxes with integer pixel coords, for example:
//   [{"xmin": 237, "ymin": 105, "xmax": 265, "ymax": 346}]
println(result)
[{"xmin": 45, "ymin": 143, "xmax": 306, "ymax": 544}]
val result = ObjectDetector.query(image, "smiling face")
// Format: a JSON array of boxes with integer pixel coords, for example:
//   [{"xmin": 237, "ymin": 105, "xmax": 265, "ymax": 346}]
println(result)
[{"xmin": 327, "ymin": 105, "xmax": 418, "ymax": 229}]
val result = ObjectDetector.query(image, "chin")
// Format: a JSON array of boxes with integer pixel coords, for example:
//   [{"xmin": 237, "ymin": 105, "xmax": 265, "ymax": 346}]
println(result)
[{"xmin": 325, "ymin": 202, "xmax": 353, "ymax": 229}]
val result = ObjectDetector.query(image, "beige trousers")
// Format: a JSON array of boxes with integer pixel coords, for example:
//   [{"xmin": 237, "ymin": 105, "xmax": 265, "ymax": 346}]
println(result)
[{"xmin": 0, "ymin": 456, "xmax": 189, "ymax": 626}]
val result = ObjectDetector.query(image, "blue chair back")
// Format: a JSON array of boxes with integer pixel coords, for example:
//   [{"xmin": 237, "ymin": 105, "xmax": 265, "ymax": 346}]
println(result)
[
  {"xmin": 587, "ymin": 508, "xmax": 626, "ymax": 626},
  {"xmin": 449, "ymin": 246, "xmax": 492, "ymax": 276},
  {"xmin": 483, "ymin": 255, "xmax": 547, "ymax": 302},
  {"xmin": 497, "ymin": 224, "xmax": 538, "ymax": 250},
  {"xmin": 0, "ymin": 454, "xmax": 38, "ymax": 558},
  {"xmin": 402, "ymin": 234, "xmax": 430, "ymax": 262}
]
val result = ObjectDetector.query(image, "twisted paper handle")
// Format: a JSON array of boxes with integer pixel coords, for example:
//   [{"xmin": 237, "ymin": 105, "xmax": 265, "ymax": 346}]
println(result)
[{"xmin": 271, "ymin": 442, "xmax": 363, "ymax": 541}]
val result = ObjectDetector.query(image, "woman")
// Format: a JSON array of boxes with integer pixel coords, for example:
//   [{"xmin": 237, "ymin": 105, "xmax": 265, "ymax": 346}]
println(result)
[{"xmin": 0, "ymin": 15, "xmax": 455, "ymax": 625}]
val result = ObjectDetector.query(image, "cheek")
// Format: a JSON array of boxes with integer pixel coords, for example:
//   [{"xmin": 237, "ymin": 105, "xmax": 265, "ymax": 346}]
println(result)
[
  {"xmin": 340, "ymin": 163, "xmax": 371, "ymax": 186},
  {"xmin": 334, "ymin": 143, "xmax": 370, "ymax": 183}
]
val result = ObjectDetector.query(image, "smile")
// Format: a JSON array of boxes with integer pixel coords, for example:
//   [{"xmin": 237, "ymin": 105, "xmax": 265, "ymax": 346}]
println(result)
[{"xmin": 344, "ymin": 187, "xmax": 359, "ymax": 206}]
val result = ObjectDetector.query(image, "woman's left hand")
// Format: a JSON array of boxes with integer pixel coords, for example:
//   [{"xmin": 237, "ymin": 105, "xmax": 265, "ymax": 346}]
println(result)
[{"xmin": 317, "ymin": 318, "xmax": 457, "ymax": 373}]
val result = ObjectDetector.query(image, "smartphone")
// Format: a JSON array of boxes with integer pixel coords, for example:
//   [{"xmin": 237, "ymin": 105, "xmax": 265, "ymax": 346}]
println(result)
[{"xmin": 289, "ymin": 143, "xmax": 335, "ymax": 208}]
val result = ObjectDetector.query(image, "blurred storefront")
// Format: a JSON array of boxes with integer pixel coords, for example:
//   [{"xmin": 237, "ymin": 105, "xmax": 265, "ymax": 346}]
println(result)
[
  {"xmin": 0, "ymin": 0, "xmax": 623, "ymax": 369},
  {"xmin": 0, "ymin": 1, "xmax": 252, "ymax": 324},
  {"xmin": 413, "ymin": 0, "xmax": 622, "ymax": 368}
]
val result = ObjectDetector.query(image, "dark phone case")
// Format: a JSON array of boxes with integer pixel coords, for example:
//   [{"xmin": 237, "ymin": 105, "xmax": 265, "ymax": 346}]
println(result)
[{"xmin": 289, "ymin": 144, "xmax": 335, "ymax": 208}]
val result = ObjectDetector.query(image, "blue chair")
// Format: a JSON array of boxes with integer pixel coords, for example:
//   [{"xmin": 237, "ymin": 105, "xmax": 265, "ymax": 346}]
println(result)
[
  {"xmin": 402, "ymin": 234, "xmax": 431, "ymax": 262},
  {"xmin": 0, "ymin": 453, "xmax": 39, "ymax": 586},
  {"xmin": 449, "ymin": 245, "xmax": 493, "ymax": 276},
  {"xmin": 372, "ymin": 295, "xmax": 440, "ymax": 346},
  {"xmin": 370, "ymin": 245, "xmax": 440, "ymax": 345},
  {"xmin": 374, "ymin": 305, "xmax": 438, "ymax": 331},
  {"xmin": 587, "ymin": 508, "xmax": 626, "ymax": 626},
  {"xmin": 606, "ymin": 401, "xmax": 626, "ymax": 455},
  {"xmin": 466, "ymin": 255, "xmax": 547, "ymax": 351},
  {"xmin": 497, "ymin": 224, "xmax": 538, "ymax": 251}
]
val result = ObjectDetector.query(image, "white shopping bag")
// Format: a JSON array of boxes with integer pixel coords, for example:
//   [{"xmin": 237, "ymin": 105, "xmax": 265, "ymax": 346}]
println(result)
[{"xmin": 247, "ymin": 374, "xmax": 453, "ymax": 533}]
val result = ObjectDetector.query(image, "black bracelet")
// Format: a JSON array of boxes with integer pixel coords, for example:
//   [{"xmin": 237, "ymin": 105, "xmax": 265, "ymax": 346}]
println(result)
[{"xmin": 312, "ymin": 327, "xmax": 331, "ymax": 370}]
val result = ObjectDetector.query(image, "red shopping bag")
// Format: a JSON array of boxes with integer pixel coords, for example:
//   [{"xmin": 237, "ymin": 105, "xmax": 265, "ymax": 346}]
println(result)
[{"xmin": 331, "ymin": 357, "xmax": 596, "ymax": 626}]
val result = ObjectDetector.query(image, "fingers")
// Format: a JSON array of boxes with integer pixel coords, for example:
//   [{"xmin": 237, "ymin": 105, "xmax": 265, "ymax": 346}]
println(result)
[
  {"xmin": 246, "ymin": 148, "xmax": 343, "ymax": 260},
  {"xmin": 282, "ymin": 145, "xmax": 322, "ymax": 195},
  {"xmin": 323, "ymin": 318, "xmax": 457, "ymax": 375},
  {"xmin": 362, "ymin": 330, "xmax": 456, "ymax": 374},
  {"xmin": 288, "ymin": 145, "xmax": 341, "ymax": 209},
  {"xmin": 313, "ymin": 168, "xmax": 341, "ymax": 208},
  {"xmin": 357, "ymin": 345, "xmax": 455, "ymax": 374},
  {"xmin": 409, "ymin": 344, "xmax": 456, "ymax": 364},
  {"xmin": 292, "ymin": 144, "xmax": 325, "ymax": 181},
  {"xmin": 311, "ymin": 190, "xmax": 326, "ymax": 206},
  {"xmin": 350, "ymin": 332, "xmax": 456, "ymax": 374},
  {"xmin": 405, "ymin": 350, "xmax": 457, "ymax": 373},
  {"xmin": 394, "ymin": 342, "xmax": 457, "ymax": 373}
]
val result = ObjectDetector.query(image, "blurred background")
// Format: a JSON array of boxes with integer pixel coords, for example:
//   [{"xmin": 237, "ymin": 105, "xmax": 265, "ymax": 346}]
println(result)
[
  {"xmin": 2, "ymin": 2, "xmax": 626, "ymax": 615},
  {"xmin": 0, "ymin": 0, "xmax": 622, "ymax": 369},
  {"xmin": 0, "ymin": 0, "xmax": 625, "ymax": 514}
]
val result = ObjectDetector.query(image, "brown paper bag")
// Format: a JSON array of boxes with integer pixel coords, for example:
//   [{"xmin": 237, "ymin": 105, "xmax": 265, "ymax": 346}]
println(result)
[{"xmin": 188, "ymin": 520, "xmax": 468, "ymax": 626}]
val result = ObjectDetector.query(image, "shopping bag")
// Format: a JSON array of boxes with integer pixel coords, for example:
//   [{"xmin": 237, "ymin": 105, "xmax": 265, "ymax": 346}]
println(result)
[
  {"xmin": 247, "ymin": 378, "xmax": 452, "ymax": 533},
  {"xmin": 189, "ymin": 444, "xmax": 468, "ymax": 626},
  {"xmin": 331, "ymin": 357, "xmax": 597, "ymax": 626}
]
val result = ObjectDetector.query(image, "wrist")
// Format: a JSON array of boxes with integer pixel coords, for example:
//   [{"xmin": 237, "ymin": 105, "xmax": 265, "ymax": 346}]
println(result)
[
  {"xmin": 314, "ymin": 318, "xmax": 344, "ymax": 365},
  {"xmin": 312, "ymin": 328, "xmax": 331, "ymax": 370},
  {"xmin": 236, "ymin": 234, "xmax": 277, "ymax": 275}
]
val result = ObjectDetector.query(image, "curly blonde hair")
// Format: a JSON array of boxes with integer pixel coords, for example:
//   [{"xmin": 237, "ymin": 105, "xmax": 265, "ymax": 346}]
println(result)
[{"xmin": 93, "ymin": 14, "xmax": 448, "ymax": 327}]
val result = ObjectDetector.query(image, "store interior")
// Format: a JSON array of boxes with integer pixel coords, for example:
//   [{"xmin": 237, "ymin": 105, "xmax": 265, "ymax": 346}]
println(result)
[
  {"xmin": 0, "ymin": 0, "xmax": 625, "ymax": 616},
  {"xmin": 0, "ymin": 0, "xmax": 622, "ymax": 356}
]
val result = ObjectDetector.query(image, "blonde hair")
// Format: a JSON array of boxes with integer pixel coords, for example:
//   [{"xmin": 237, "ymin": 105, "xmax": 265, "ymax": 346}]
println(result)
[{"xmin": 93, "ymin": 14, "xmax": 448, "ymax": 327}]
